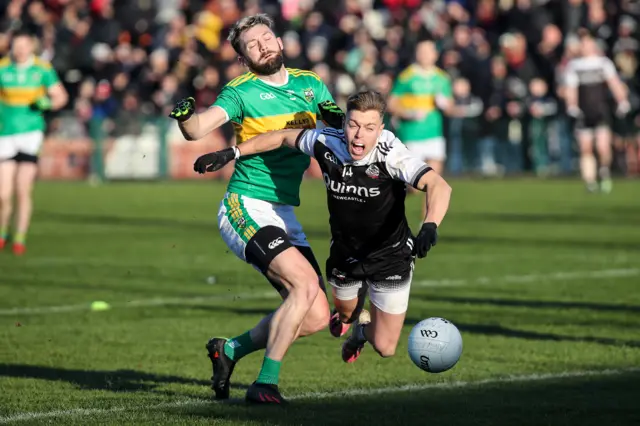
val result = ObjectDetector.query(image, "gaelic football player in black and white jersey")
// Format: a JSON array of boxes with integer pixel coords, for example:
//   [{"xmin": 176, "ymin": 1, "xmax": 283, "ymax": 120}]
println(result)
[
  {"xmin": 194, "ymin": 90, "xmax": 452, "ymax": 364},
  {"xmin": 564, "ymin": 33, "xmax": 631, "ymax": 193}
]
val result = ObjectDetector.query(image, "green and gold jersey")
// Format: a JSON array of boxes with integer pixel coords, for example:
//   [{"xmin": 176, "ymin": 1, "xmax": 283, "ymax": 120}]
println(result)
[
  {"xmin": 213, "ymin": 68, "xmax": 336, "ymax": 206},
  {"xmin": 0, "ymin": 56, "xmax": 60, "ymax": 136},
  {"xmin": 391, "ymin": 65, "xmax": 452, "ymax": 143}
]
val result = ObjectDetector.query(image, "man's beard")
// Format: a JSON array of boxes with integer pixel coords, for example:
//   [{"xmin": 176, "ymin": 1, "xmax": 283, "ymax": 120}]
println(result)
[{"xmin": 246, "ymin": 50, "xmax": 284, "ymax": 75}]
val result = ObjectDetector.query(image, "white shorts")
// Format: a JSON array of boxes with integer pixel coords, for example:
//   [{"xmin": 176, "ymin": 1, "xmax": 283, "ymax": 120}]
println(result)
[
  {"xmin": 217, "ymin": 192, "xmax": 310, "ymax": 262},
  {"xmin": 0, "ymin": 131, "xmax": 45, "ymax": 160},
  {"xmin": 405, "ymin": 137, "xmax": 446, "ymax": 162},
  {"xmin": 330, "ymin": 264, "xmax": 414, "ymax": 315}
]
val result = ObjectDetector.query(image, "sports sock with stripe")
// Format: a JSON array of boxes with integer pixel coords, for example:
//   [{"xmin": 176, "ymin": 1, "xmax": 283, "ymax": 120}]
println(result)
[{"xmin": 223, "ymin": 331, "xmax": 256, "ymax": 361}]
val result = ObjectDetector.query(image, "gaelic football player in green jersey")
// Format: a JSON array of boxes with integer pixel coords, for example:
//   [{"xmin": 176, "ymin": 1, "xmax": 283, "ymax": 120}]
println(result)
[
  {"xmin": 0, "ymin": 31, "xmax": 68, "ymax": 255},
  {"xmin": 168, "ymin": 14, "xmax": 345, "ymax": 405},
  {"xmin": 388, "ymin": 40, "xmax": 452, "ymax": 220}
]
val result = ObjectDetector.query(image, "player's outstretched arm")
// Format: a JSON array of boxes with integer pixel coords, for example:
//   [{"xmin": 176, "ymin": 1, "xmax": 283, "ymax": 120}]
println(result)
[
  {"xmin": 193, "ymin": 129, "xmax": 305, "ymax": 174},
  {"xmin": 413, "ymin": 170, "xmax": 452, "ymax": 258},
  {"xmin": 169, "ymin": 97, "xmax": 228, "ymax": 141},
  {"xmin": 416, "ymin": 171, "xmax": 452, "ymax": 227},
  {"xmin": 237, "ymin": 129, "xmax": 304, "ymax": 156}
]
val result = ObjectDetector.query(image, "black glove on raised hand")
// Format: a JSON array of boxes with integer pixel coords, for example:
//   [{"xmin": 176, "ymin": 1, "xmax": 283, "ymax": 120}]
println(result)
[
  {"xmin": 414, "ymin": 222, "xmax": 438, "ymax": 258},
  {"xmin": 193, "ymin": 147, "xmax": 239, "ymax": 174},
  {"xmin": 169, "ymin": 97, "xmax": 196, "ymax": 122},
  {"xmin": 318, "ymin": 100, "xmax": 345, "ymax": 129}
]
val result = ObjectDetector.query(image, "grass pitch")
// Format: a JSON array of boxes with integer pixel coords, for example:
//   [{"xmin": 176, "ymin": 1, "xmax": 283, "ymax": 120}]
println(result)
[{"xmin": 1, "ymin": 178, "xmax": 639, "ymax": 425}]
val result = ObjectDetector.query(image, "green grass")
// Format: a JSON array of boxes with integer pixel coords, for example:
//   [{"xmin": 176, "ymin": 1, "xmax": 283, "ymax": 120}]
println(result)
[{"xmin": 1, "ymin": 178, "xmax": 639, "ymax": 425}]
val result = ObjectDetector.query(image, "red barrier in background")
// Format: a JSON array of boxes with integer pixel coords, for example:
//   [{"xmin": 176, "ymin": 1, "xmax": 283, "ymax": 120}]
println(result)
[{"xmin": 38, "ymin": 131, "xmax": 323, "ymax": 181}]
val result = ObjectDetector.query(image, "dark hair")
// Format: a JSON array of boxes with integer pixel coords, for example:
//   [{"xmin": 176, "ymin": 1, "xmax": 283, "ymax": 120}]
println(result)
[
  {"xmin": 346, "ymin": 90, "xmax": 387, "ymax": 116},
  {"xmin": 11, "ymin": 29, "xmax": 34, "ymax": 39},
  {"xmin": 227, "ymin": 14, "xmax": 277, "ymax": 55}
]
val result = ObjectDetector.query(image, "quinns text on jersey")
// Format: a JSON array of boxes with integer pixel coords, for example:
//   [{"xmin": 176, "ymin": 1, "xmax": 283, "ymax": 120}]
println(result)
[{"xmin": 295, "ymin": 127, "xmax": 431, "ymax": 267}]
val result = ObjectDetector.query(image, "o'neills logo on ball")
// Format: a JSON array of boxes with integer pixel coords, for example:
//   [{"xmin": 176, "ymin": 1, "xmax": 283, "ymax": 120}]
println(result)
[{"xmin": 366, "ymin": 164, "xmax": 380, "ymax": 179}]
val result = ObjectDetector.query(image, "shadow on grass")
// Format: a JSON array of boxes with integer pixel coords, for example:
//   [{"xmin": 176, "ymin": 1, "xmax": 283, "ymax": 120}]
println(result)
[
  {"xmin": 451, "ymin": 211, "xmax": 640, "ymax": 226},
  {"xmin": 413, "ymin": 294, "xmax": 640, "ymax": 314},
  {"xmin": 402, "ymin": 319, "xmax": 640, "ymax": 349},
  {"xmin": 165, "ymin": 371, "xmax": 640, "ymax": 426},
  {"xmin": 441, "ymin": 234, "xmax": 640, "ymax": 251},
  {"xmin": 0, "ymin": 364, "xmax": 249, "ymax": 395}
]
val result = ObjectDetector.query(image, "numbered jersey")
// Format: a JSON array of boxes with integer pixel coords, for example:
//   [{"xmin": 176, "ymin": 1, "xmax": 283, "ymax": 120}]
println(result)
[
  {"xmin": 213, "ymin": 68, "xmax": 337, "ymax": 206},
  {"xmin": 0, "ymin": 56, "xmax": 60, "ymax": 136},
  {"xmin": 296, "ymin": 128, "xmax": 432, "ymax": 277}
]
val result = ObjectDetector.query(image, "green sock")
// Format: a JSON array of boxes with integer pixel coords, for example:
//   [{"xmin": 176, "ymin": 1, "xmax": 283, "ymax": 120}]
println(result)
[
  {"xmin": 0, "ymin": 227, "xmax": 7, "ymax": 240},
  {"xmin": 13, "ymin": 233, "xmax": 26, "ymax": 244},
  {"xmin": 223, "ymin": 331, "xmax": 256, "ymax": 362},
  {"xmin": 256, "ymin": 356, "xmax": 281, "ymax": 385}
]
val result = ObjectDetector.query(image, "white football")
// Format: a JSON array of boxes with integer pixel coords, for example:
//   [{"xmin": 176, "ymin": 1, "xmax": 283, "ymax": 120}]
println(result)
[{"xmin": 407, "ymin": 317, "xmax": 463, "ymax": 373}]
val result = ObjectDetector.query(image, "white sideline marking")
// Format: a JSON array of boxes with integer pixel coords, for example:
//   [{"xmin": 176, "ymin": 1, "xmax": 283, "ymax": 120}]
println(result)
[
  {"xmin": 0, "ymin": 367, "xmax": 637, "ymax": 424},
  {"xmin": 415, "ymin": 268, "xmax": 640, "ymax": 288},
  {"xmin": 1, "ymin": 268, "xmax": 637, "ymax": 316}
]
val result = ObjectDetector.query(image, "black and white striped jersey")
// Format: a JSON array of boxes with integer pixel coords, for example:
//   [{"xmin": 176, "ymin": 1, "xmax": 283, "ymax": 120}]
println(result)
[
  {"xmin": 564, "ymin": 56, "xmax": 617, "ymax": 114},
  {"xmin": 295, "ymin": 127, "xmax": 431, "ymax": 277}
]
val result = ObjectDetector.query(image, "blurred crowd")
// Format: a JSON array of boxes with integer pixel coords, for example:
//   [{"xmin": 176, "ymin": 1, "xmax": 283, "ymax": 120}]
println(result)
[{"xmin": 1, "ymin": 0, "xmax": 640, "ymax": 175}]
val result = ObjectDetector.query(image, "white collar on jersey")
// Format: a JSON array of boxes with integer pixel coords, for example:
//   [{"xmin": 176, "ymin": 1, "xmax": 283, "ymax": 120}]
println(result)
[{"xmin": 257, "ymin": 68, "xmax": 289, "ymax": 87}]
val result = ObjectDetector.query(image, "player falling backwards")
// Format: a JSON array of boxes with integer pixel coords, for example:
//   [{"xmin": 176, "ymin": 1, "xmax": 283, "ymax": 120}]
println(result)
[
  {"xmin": 195, "ymin": 90, "xmax": 452, "ymax": 382},
  {"xmin": 168, "ymin": 14, "xmax": 347, "ymax": 404}
]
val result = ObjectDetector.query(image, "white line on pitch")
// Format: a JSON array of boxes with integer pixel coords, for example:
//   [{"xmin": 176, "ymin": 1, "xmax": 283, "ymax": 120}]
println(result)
[
  {"xmin": 1, "ymin": 268, "xmax": 637, "ymax": 316},
  {"xmin": 0, "ymin": 367, "xmax": 637, "ymax": 424},
  {"xmin": 0, "ymin": 291, "xmax": 279, "ymax": 316},
  {"xmin": 414, "ymin": 268, "xmax": 640, "ymax": 288}
]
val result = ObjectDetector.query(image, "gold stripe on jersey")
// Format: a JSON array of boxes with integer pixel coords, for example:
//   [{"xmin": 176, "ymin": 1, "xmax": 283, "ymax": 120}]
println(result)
[
  {"xmin": 33, "ymin": 58, "xmax": 53, "ymax": 69},
  {"xmin": 287, "ymin": 69, "xmax": 321, "ymax": 81},
  {"xmin": 0, "ymin": 87, "xmax": 45, "ymax": 106},
  {"xmin": 232, "ymin": 111, "xmax": 317, "ymax": 144},
  {"xmin": 227, "ymin": 73, "xmax": 249, "ymax": 87},
  {"xmin": 396, "ymin": 94, "xmax": 436, "ymax": 110},
  {"xmin": 243, "ymin": 225, "xmax": 257, "ymax": 241},
  {"xmin": 228, "ymin": 72, "xmax": 257, "ymax": 87},
  {"xmin": 0, "ymin": 57, "xmax": 10, "ymax": 68}
]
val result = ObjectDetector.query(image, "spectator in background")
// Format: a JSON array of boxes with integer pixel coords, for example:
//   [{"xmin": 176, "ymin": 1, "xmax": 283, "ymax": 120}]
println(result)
[
  {"xmin": 448, "ymin": 77, "xmax": 484, "ymax": 175},
  {"xmin": 527, "ymin": 77, "xmax": 557, "ymax": 175},
  {"xmin": 388, "ymin": 39, "xmax": 452, "ymax": 222},
  {"xmin": 0, "ymin": 0, "xmax": 639, "ymax": 179}
]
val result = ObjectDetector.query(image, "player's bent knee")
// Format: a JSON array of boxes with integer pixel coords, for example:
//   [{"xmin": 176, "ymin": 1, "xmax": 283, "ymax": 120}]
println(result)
[{"xmin": 372, "ymin": 339, "xmax": 398, "ymax": 358}]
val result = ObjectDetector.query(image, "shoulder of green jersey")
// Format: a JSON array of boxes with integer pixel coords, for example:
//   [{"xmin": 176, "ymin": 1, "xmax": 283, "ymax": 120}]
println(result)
[
  {"xmin": 397, "ymin": 66, "xmax": 416, "ymax": 82},
  {"xmin": 226, "ymin": 72, "xmax": 257, "ymax": 88},
  {"xmin": 0, "ymin": 57, "xmax": 11, "ymax": 68},
  {"xmin": 434, "ymin": 67, "xmax": 450, "ymax": 79},
  {"xmin": 287, "ymin": 68, "xmax": 322, "ymax": 81},
  {"xmin": 34, "ymin": 57, "xmax": 53, "ymax": 69}
]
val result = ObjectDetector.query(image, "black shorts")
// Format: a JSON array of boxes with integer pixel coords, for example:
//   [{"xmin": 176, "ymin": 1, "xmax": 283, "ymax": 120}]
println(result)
[
  {"xmin": 1, "ymin": 152, "xmax": 38, "ymax": 163},
  {"xmin": 245, "ymin": 225, "xmax": 324, "ymax": 293},
  {"xmin": 325, "ymin": 239, "xmax": 415, "ymax": 292},
  {"xmin": 575, "ymin": 109, "xmax": 611, "ymax": 131}
]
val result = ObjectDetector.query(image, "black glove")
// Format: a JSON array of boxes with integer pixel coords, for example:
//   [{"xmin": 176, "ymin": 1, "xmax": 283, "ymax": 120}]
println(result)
[
  {"xmin": 169, "ymin": 97, "xmax": 196, "ymax": 122},
  {"xmin": 318, "ymin": 100, "xmax": 345, "ymax": 128},
  {"xmin": 414, "ymin": 222, "xmax": 438, "ymax": 258},
  {"xmin": 193, "ymin": 147, "xmax": 238, "ymax": 174}
]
